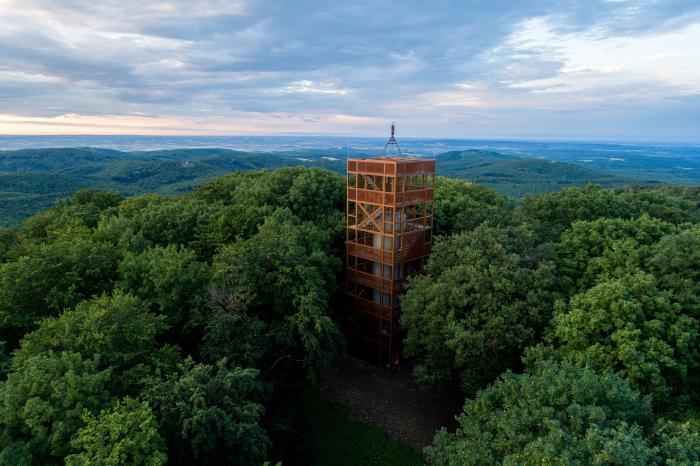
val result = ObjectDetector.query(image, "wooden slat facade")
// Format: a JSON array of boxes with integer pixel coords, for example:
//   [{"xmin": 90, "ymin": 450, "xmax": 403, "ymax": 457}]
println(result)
[{"xmin": 344, "ymin": 157, "xmax": 435, "ymax": 366}]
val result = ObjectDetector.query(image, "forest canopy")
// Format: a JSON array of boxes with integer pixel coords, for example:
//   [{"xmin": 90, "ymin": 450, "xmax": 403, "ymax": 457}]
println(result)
[
  {"xmin": 0, "ymin": 167, "xmax": 699, "ymax": 464},
  {"xmin": 403, "ymin": 183, "xmax": 700, "ymax": 464}
]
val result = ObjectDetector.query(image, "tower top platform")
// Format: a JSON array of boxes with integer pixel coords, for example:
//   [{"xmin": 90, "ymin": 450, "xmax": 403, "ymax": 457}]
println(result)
[
  {"xmin": 347, "ymin": 157, "xmax": 435, "ymax": 176},
  {"xmin": 350, "ymin": 156, "xmax": 431, "ymax": 164}
]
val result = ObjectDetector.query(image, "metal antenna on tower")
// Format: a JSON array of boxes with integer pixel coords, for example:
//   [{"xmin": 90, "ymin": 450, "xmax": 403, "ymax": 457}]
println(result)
[{"xmin": 380, "ymin": 121, "xmax": 402, "ymax": 156}]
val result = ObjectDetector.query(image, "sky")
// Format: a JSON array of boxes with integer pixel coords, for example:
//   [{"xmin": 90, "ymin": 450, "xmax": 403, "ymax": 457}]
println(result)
[{"xmin": 0, "ymin": 0, "xmax": 699, "ymax": 140}]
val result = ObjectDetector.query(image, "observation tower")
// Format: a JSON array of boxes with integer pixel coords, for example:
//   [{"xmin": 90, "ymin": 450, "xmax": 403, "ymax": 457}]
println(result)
[{"xmin": 344, "ymin": 124, "xmax": 435, "ymax": 365}]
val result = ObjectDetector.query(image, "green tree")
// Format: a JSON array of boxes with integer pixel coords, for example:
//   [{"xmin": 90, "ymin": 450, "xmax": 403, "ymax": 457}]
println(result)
[
  {"xmin": 555, "ymin": 215, "xmax": 674, "ymax": 294},
  {"xmin": 16, "ymin": 189, "xmax": 123, "ymax": 242},
  {"xmin": 194, "ymin": 203, "xmax": 274, "ymax": 257},
  {"xmin": 212, "ymin": 168, "xmax": 298, "ymax": 207},
  {"xmin": 401, "ymin": 224, "xmax": 556, "ymax": 392},
  {"xmin": 288, "ymin": 167, "xmax": 345, "ymax": 223},
  {"xmin": 117, "ymin": 245, "xmax": 210, "ymax": 327},
  {"xmin": 426, "ymin": 355, "xmax": 654, "ymax": 465},
  {"xmin": 71, "ymin": 189, "xmax": 123, "ymax": 211},
  {"xmin": 652, "ymin": 418, "xmax": 700, "ymax": 466},
  {"xmin": 65, "ymin": 398, "xmax": 167, "ymax": 466},
  {"xmin": 195, "ymin": 170, "xmax": 262, "ymax": 204},
  {"xmin": 551, "ymin": 271, "xmax": 700, "ymax": 404},
  {"xmin": 193, "ymin": 167, "xmax": 346, "ymax": 257},
  {"xmin": 0, "ymin": 352, "xmax": 112, "ymax": 464},
  {"xmin": 93, "ymin": 214, "xmax": 148, "ymax": 255},
  {"xmin": 433, "ymin": 178, "xmax": 513, "ymax": 236},
  {"xmin": 647, "ymin": 226, "xmax": 700, "ymax": 318},
  {"xmin": 11, "ymin": 291, "xmax": 169, "ymax": 394},
  {"xmin": 199, "ymin": 278, "xmax": 265, "ymax": 368},
  {"xmin": 116, "ymin": 194, "xmax": 214, "ymax": 246},
  {"xmin": 143, "ymin": 358, "xmax": 269, "ymax": 466},
  {"xmin": 195, "ymin": 166, "xmax": 345, "ymax": 223},
  {"xmin": 212, "ymin": 208, "xmax": 342, "ymax": 378},
  {"xmin": 0, "ymin": 226, "xmax": 119, "ymax": 343},
  {"xmin": 521, "ymin": 185, "xmax": 698, "ymax": 243},
  {"xmin": 199, "ymin": 306, "xmax": 267, "ymax": 368},
  {"xmin": 0, "ymin": 227, "xmax": 17, "ymax": 263},
  {"xmin": 0, "ymin": 341, "xmax": 9, "ymax": 377},
  {"xmin": 522, "ymin": 184, "xmax": 631, "ymax": 240},
  {"xmin": 618, "ymin": 188, "xmax": 700, "ymax": 225}
]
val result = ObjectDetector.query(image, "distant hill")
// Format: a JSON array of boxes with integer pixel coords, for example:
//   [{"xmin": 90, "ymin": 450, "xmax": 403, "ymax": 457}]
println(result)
[
  {"xmin": 0, "ymin": 147, "xmax": 654, "ymax": 226},
  {"xmin": 0, "ymin": 148, "xmax": 344, "ymax": 225},
  {"xmin": 435, "ymin": 150, "xmax": 651, "ymax": 198}
]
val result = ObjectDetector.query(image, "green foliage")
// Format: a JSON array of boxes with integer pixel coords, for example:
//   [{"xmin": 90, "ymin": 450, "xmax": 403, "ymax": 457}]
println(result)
[
  {"xmin": 199, "ymin": 304, "xmax": 266, "ymax": 369},
  {"xmin": 0, "ymin": 172, "xmax": 121, "ymax": 228},
  {"xmin": 618, "ymin": 188, "xmax": 700, "ymax": 225},
  {"xmin": 401, "ymin": 224, "xmax": 556, "ymax": 393},
  {"xmin": 433, "ymin": 177, "xmax": 513, "ymax": 236},
  {"xmin": 196, "ymin": 167, "xmax": 290, "ymax": 207},
  {"xmin": 65, "ymin": 398, "xmax": 167, "ymax": 466},
  {"xmin": 0, "ymin": 226, "xmax": 119, "ymax": 342},
  {"xmin": 426, "ymin": 355, "xmax": 655, "ymax": 466},
  {"xmin": 647, "ymin": 226, "xmax": 700, "ymax": 317},
  {"xmin": 144, "ymin": 358, "xmax": 269, "ymax": 466},
  {"xmin": 551, "ymin": 271, "xmax": 700, "ymax": 404},
  {"xmin": 287, "ymin": 167, "xmax": 346, "ymax": 223},
  {"xmin": 212, "ymin": 208, "xmax": 343, "ymax": 378},
  {"xmin": 522, "ymin": 184, "xmax": 630, "ymax": 240},
  {"xmin": 70, "ymin": 189, "xmax": 124, "ymax": 211},
  {"xmin": 195, "ymin": 203, "xmax": 275, "ymax": 255},
  {"xmin": 0, "ymin": 341, "xmax": 10, "ymax": 377},
  {"xmin": 117, "ymin": 245, "xmax": 210, "ymax": 327},
  {"xmin": 0, "ymin": 227, "xmax": 17, "ymax": 263},
  {"xmin": 16, "ymin": 189, "xmax": 122, "ymax": 241},
  {"xmin": 522, "ymin": 184, "xmax": 700, "ymax": 242},
  {"xmin": 12, "ymin": 291, "xmax": 168, "ymax": 394},
  {"xmin": 0, "ymin": 165, "xmax": 415, "ymax": 465},
  {"xmin": 0, "ymin": 147, "xmax": 325, "ymax": 227},
  {"xmin": 0, "ymin": 352, "xmax": 113, "ymax": 464},
  {"xmin": 406, "ymin": 181, "xmax": 700, "ymax": 463},
  {"xmin": 93, "ymin": 214, "xmax": 148, "ymax": 254},
  {"xmin": 2, "ymin": 162, "xmax": 699, "ymax": 465},
  {"xmin": 194, "ymin": 167, "xmax": 346, "ymax": 254},
  {"xmin": 555, "ymin": 215, "xmax": 674, "ymax": 294},
  {"xmin": 116, "ymin": 194, "xmax": 214, "ymax": 246},
  {"xmin": 652, "ymin": 418, "xmax": 700, "ymax": 465}
]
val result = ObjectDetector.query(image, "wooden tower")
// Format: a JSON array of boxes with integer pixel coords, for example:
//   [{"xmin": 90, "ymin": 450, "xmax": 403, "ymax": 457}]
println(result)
[{"xmin": 344, "ymin": 130, "xmax": 435, "ymax": 365}]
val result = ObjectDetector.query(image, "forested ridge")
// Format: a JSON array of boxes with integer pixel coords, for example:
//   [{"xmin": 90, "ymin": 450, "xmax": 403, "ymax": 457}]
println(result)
[
  {"xmin": 0, "ymin": 147, "xmax": 642, "ymax": 226},
  {"xmin": 0, "ymin": 165, "xmax": 699, "ymax": 465}
]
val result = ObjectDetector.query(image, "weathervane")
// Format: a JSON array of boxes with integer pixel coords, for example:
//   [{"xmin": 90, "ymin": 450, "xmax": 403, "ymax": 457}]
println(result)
[{"xmin": 380, "ymin": 122, "xmax": 402, "ymax": 156}]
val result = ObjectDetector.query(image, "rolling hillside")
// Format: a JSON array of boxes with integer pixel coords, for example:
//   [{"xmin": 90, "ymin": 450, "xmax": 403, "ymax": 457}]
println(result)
[
  {"xmin": 434, "ymin": 150, "xmax": 650, "ymax": 198},
  {"xmin": 0, "ymin": 147, "xmax": 652, "ymax": 226}
]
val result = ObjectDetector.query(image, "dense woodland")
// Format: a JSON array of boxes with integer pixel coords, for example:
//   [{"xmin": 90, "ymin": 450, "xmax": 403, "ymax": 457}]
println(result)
[{"xmin": 0, "ymin": 165, "xmax": 699, "ymax": 465}]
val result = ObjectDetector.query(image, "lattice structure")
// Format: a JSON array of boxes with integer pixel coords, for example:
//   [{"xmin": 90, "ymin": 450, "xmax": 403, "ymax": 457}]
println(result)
[{"xmin": 344, "ymin": 157, "xmax": 435, "ymax": 365}]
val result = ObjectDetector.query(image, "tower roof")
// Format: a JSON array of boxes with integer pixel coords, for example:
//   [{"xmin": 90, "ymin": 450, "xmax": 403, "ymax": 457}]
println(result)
[{"xmin": 347, "ymin": 156, "xmax": 435, "ymax": 175}]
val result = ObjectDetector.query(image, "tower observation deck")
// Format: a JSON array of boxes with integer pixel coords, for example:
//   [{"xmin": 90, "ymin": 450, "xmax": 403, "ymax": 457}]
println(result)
[{"xmin": 344, "ymin": 127, "xmax": 435, "ymax": 365}]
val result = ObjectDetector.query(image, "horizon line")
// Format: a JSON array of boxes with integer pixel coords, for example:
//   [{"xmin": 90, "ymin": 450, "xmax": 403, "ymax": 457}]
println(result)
[{"xmin": 0, "ymin": 134, "xmax": 699, "ymax": 147}]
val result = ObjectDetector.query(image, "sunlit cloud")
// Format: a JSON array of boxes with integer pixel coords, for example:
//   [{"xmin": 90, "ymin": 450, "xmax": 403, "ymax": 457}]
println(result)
[
  {"xmin": 280, "ymin": 80, "xmax": 348, "ymax": 95},
  {"xmin": 495, "ymin": 16, "xmax": 700, "ymax": 98}
]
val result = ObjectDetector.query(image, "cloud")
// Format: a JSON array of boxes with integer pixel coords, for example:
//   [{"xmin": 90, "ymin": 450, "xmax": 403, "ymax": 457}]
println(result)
[
  {"xmin": 492, "ymin": 16, "xmax": 700, "ymax": 99},
  {"xmin": 280, "ymin": 80, "xmax": 347, "ymax": 95},
  {"xmin": 0, "ymin": 0, "xmax": 698, "ymax": 138}
]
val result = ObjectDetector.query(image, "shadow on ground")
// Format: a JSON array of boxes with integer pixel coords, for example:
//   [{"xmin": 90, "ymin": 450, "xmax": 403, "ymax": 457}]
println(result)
[{"xmin": 318, "ymin": 357, "xmax": 462, "ymax": 450}]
